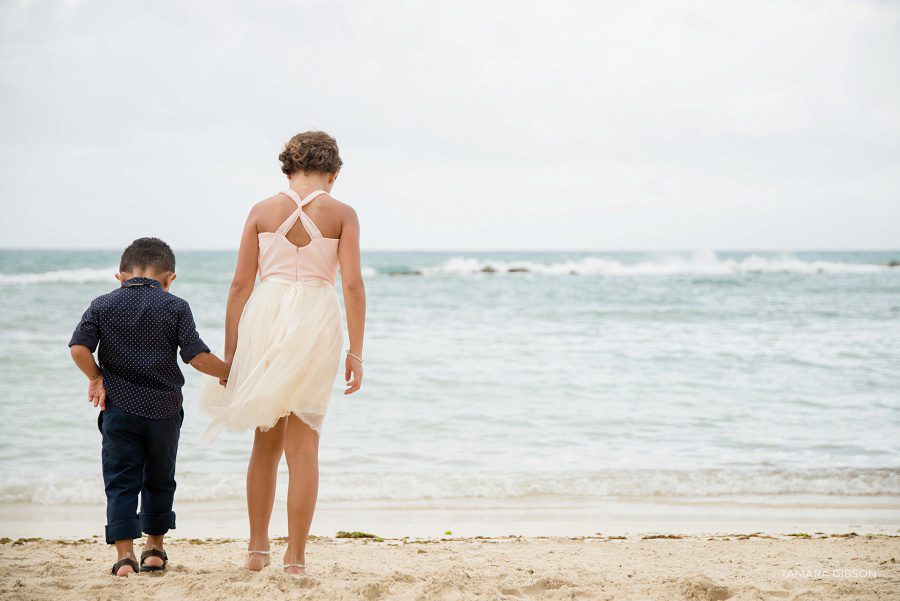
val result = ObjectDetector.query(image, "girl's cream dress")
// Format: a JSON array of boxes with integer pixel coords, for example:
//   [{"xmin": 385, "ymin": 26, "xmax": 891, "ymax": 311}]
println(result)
[{"xmin": 199, "ymin": 189, "xmax": 343, "ymax": 443}]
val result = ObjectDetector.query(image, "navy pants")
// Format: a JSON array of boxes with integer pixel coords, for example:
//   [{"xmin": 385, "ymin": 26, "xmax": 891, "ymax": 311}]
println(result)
[{"xmin": 98, "ymin": 402, "xmax": 183, "ymax": 545}]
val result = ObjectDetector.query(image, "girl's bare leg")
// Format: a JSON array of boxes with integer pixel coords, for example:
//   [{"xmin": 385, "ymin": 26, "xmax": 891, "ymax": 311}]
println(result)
[
  {"xmin": 246, "ymin": 416, "xmax": 287, "ymax": 571},
  {"xmin": 282, "ymin": 414, "xmax": 320, "ymax": 574}
]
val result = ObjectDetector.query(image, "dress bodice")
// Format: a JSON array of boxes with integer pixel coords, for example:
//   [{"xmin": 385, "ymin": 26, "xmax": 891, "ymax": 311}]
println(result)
[{"xmin": 256, "ymin": 189, "xmax": 340, "ymax": 286}]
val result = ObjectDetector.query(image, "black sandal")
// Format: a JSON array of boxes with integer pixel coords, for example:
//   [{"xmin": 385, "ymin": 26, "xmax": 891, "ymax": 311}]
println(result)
[
  {"xmin": 140, "ymin": 548, "xmax": 168, "ymax": 572},
  {"xmin": 111, "ymin": 554, "xmax": 140, "ymax": 576}
]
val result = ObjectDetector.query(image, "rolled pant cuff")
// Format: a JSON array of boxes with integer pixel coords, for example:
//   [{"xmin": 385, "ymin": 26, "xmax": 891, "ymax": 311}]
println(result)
[
  {"xmin": 140, "ymin": 511, "xmax": 176, "ymax": 536},
  {"xmin": 106, "ymin": 517, "xmax": 142, "ymax": 545}
]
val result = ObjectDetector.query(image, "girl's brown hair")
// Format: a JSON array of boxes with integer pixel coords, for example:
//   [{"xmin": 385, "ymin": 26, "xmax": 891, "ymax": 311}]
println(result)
[{"xmin": 278, "ymin": 130, "xmax": 343, "ymax": 175}]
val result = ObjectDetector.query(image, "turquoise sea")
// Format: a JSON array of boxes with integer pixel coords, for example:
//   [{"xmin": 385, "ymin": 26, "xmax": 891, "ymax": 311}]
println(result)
[{"xmin": 0, "ymin": 249, "xmax": 898, "ymax": 506}]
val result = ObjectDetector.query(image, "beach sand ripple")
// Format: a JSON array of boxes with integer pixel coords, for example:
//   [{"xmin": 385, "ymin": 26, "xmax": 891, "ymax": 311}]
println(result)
[{"xmin": 0, "ymin": 534, "xmax": 897, "ymax": 600}]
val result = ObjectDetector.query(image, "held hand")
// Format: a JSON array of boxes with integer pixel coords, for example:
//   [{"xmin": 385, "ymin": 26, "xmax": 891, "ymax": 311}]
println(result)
[
  {"xmin": 344, "ymin": 355, "xmax": 363, "ymax": 394},
  {"xmin": 88, "ymin": 375, "xmax": 106, "ymax": 410},
  {"xmin": 219, "ymin": 355, "xmax": 233, "ymax": 388}
]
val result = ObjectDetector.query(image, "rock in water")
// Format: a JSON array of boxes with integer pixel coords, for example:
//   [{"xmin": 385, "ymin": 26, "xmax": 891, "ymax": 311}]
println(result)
[{"xmin": 388, "ymin": 270, "xmax": 422, "ymax": 275}]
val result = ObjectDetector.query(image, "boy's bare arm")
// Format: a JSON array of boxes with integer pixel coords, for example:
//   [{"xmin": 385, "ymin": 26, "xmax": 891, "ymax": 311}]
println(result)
[
  {"xmin": 189, "ymin": 352, "xmax": 231, "ymax": 381},
  {"xmin": 70, "ymin": 345, "xmax": 107, "ymax": 409}
]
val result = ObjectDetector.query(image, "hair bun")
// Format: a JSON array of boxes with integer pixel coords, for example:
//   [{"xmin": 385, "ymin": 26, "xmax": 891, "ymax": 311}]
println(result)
[{"xmin": 279, "ymin": 131, "xmax": 343, "ymax": 175}]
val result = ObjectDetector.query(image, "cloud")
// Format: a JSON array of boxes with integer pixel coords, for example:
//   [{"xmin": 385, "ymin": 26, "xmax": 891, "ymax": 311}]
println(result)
[{"xmin": 1, "ymin": 0, "xmax": 898, "ymax": 250}]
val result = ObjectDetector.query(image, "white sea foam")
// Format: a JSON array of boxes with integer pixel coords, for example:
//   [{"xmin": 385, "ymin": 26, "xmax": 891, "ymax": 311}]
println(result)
[
  {"xmin": 2, "ymin": 468, "xmax": 896, "ymax": 505},
  {"xmin": 0, "ymin": 266, "xmax": 118, "ymax": 285},
  {"xmin": 419, "ymin": 251, "xmax": 892, "ymax": 276},
  {"xmin": 0, "ymin": 253, "xmax": 891, "ymax": 284}
]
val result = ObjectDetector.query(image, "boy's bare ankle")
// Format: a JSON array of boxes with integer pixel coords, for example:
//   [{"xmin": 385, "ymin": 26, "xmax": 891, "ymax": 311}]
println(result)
[
  {"xmin": 140, "ymin": 536, "xmax": 167, "ymax": 568},
  {"xmin": 114, "ymin": 540, "xmax": 135, "ymax": 560},
  {"xmin": 112, "ymin": 541, "xmax": 138, "ymax": 576}
]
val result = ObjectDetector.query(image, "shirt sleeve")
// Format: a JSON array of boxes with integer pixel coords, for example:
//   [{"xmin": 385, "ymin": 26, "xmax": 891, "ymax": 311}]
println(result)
[
  {"xmin": 68, "ymin": 301, "xmax": 101, "ymax": 351},
  {"xmin": 177, "ymin": 301, "xmax": 211, "ymax": 364}
]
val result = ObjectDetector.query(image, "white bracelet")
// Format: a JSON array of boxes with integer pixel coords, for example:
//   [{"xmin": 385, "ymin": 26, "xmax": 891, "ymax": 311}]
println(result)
[{"xmin": 346, "ymin": 350, "xmax": 364, "ymax": 363}]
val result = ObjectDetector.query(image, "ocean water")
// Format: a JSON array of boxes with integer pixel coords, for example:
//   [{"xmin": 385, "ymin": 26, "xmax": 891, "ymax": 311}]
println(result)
[{"xmin": 0, "ymin": 249, "xmax": 898, "ymax": 506}]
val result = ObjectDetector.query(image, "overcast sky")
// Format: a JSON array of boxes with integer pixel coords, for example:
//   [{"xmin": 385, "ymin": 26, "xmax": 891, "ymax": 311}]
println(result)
[{"xmin": 1, "ymin": 0, "xmax": 898, "ymax": 251}]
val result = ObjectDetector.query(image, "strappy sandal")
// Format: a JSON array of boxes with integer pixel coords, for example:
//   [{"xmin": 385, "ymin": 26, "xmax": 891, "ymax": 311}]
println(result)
[
  {"xmin": 283, "ymin": 562, "xmax": 306, "ymax": 575},
  {"xmin": 247, "ymin": 550, "xmax": 270, "ymax": 569},
  {"xmin": 111, "ymin": 553, "xmax": 139, "ymax": 576},
  {"xmin": 140, "ymin": 548, "xmax": 168, "ymax": 572}
]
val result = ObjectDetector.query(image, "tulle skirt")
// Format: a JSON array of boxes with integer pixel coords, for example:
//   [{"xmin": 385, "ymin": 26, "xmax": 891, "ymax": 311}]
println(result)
[{"xmin": 198, "ymin": 277, "xmax": 343, "ymax": 443}]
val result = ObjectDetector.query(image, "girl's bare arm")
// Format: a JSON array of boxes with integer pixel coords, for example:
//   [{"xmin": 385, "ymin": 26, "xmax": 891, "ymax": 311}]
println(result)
[
  {"xmin": 223, "ymin": 207, "xmax": 260, "ymax": 369},
  {"xmin": 337, "ymin": 206, "xmax": 365, "ymax": 394}
]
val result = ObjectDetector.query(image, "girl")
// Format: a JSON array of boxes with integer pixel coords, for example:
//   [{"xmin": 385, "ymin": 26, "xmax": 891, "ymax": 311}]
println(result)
[{"xmin": 199, "ymin": 130, "xmax": 366, "ymax": 576}]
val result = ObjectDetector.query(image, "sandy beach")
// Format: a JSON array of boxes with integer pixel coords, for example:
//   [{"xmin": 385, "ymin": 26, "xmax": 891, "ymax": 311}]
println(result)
[
  {"xmin": 2, "ymin": 494, "xmax": 898, "ymax": 598},
  {"xmin": 1, "ymin": 532, "xmax": 898, "ymax": 600}
]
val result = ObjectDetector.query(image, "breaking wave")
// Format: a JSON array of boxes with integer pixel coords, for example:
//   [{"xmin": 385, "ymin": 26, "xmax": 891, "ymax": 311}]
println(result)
[
  {"xmin": 0, "ymin": 266, "xmax": 118, "ymax": 285},
  {"xmin": 2, "ymin": 467, "xmax": 897, "ymax": 505},
  {"xmin": 415, "ymin": 252, "xmax": 893, "ymax": 276}
]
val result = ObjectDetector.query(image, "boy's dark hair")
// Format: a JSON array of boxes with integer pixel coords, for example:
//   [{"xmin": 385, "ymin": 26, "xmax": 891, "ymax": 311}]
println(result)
[{"xmin": 119, "ymin": 237, "xmax": 176, "ymax": 273}]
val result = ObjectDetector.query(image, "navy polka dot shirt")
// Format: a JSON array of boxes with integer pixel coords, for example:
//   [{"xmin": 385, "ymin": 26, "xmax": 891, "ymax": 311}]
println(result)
[{"xmin": 68, "ymin": 276, "xmax": 211, "ymax": 419}]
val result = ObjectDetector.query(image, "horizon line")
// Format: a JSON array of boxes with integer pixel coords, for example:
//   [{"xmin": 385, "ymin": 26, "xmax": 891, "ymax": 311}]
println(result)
[{"xmin": 0, "ymin": 247, "xmax": 898, "ymax": 254}]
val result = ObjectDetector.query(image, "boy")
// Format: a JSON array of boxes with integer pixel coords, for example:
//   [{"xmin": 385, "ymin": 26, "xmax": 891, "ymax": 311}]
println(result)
[{"xmin": 69, "ymin": 237, "xmax": 230, "ymax": 576}]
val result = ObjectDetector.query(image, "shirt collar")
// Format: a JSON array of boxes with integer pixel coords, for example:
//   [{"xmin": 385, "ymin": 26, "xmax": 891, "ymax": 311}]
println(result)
[{"xmin": 121, "ymin": 276, "xmax": 163, "ymax": 289}]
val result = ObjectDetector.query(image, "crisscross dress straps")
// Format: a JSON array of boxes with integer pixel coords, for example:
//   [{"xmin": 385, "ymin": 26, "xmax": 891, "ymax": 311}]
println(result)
[{"xmin": 275, "ymin": 189, "xmax": 328, "ymax": 238}]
